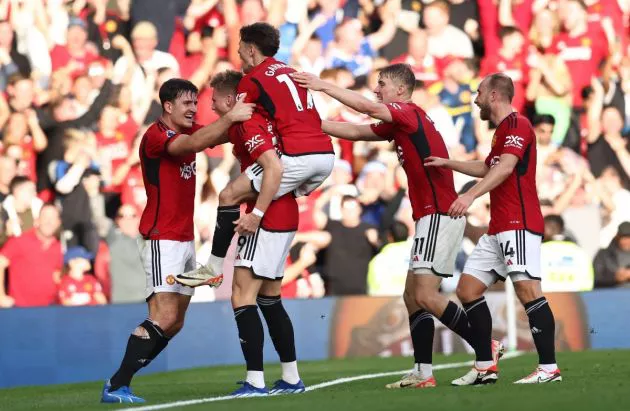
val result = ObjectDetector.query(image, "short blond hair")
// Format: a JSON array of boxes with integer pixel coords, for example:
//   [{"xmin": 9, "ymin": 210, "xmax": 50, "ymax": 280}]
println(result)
[{"xmin": 131, "ymin": 21, "xmax": 157, "ymax": 39}]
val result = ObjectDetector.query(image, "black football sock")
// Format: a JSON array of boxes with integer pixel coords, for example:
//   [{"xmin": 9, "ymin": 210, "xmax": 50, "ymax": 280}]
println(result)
[
  {"xmin": 256, "ymin": 295, "xmax": 296, "ymax": 363},
  {"xmin": 524, "ymin": 297, "xmax": 556, "ymax": 365},
  {"xmin": 409, "ymin": 309, "xmax": 435, "ymax": 366},
  {"xmin": 210, "ymin": 205, "xmax": 240, "ymax": 258},
  {"xmin": 463, "ymin": 297, "xmax": 493, "ymax": 362},
  {"xmin": 439, "ymin": 301, "xmax": 474, "ymax": 347},
  {"xmin": 234, "ymin": 305, "xmax": 264, "ymax": 371},
  {"xmin": 110, "ymin": 319, "xmax": 169, "ymax": 390}
]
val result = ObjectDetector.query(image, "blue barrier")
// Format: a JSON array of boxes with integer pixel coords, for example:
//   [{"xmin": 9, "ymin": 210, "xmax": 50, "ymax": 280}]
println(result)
[
  {"xmin": 0, "ymin": 298, "xmax": 336, "ymax": 388},
  {"xmin": 0, "ymin": 289, "xmax": 627, "ymax": 388}
]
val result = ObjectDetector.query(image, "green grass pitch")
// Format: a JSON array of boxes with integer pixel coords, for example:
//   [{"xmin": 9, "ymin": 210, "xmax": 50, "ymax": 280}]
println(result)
[{"xmin": 1, "ymin": 350, "xmax": 628, "ymax": 411}]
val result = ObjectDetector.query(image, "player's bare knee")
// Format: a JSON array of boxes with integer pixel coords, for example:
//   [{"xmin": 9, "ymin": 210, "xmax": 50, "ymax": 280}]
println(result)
[
  {"xmin": 218, "ymin": 186, "xmax": 235, "ymax": 206},
  {"xmin": 456, "ymin": 283, "xmax": 479, "ymax": 304},
  {"xmin": 514, "ymin": 281, "xmax": 543, "ymax": 305}
]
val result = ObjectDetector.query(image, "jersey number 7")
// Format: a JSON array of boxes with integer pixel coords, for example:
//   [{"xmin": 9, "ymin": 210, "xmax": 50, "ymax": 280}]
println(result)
[{"xmin": 277, "ymin": 74, "xmax": 314, "ymax": 111}]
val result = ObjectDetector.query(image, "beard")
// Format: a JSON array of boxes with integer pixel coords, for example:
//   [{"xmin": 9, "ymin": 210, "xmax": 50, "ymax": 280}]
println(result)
[{"xmin": 479, "ymin": 105, "xmax": 490, "ymax": 121}]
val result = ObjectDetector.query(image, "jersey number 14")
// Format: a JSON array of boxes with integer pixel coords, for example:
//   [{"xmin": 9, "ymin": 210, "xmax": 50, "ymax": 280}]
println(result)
[{"xmin": 277, "ymin": 74, "xmax": 314, "ymax": 111}]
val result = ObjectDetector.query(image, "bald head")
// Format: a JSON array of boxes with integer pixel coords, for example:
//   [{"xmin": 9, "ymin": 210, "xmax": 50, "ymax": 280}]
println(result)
[{"xmin": 484, "ymin": 73, "xmax": 514, "ymax": 103}]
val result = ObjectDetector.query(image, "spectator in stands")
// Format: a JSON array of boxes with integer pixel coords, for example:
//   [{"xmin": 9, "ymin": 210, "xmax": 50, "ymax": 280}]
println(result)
[
  {"xmin": 594, "ymin": 222, "xmax": 630, "ymax": 288},
  {"xmin": 325, "ymin": 3, "xmax": 398, "ymax": 77},
  {"xmin": 423, "ymin": 0, "xmax": 474, "ymax": 59},
  {"xmin": 58, "ymin": 246, "xmax": 106, "ymax": 306},
  {"xmin": 480, "ymin": 26, "xmax": 527, "ymax": 113},
  {"xmin": 367, "ymin": 221, "xmax": 410, "ymax": 296},
  {"xmin": 586, "ymin": 78, "xmax": 630, "ymax": 187},
  {"xmin": 0, "ymin": 176, "xmax": 41, "ymax": 246},
  {"xmin": 2, "ymin": 110, "xmax": 47, "ymax": 181},
  {"xmin": 0, "ymin": 203, "xmax": 62, "ymax": 308},
  {"xmin": 541, "ymin": 215, "xmax": 594, "ymax": 292},
  {"xmin": 82, "ymin": 168, "xmax": 111, "ymax": 238},
  {"xmin": 0, "ymin": 155, "xmax": 16, "ymax": 203},
  {"xmin": 0, "ymin": 20, "xmax": 31, "ymax": 92},
  {"xmin": 597, "ymin": 167, "xmax": 630, "ymax": 247},
  {"xmin": 321, "ymin": 195, "xmax": 378, "ymax": 295},
  {"xmin": 282, "ymin": 241, "xmax": 327, "ymax": 299},
  {"xmin": 6, "ymin": 74, "xmax": 35, "ymax": 113},
  {"xmin": 554, "ymin": 0, "xmax": 609, "ymax": 149},
  {"xmin": 533, "ymin": 114, "xmax": 557, "ymax": 166},
  {"xmin": 49, "ymin": 129, "xmax": 100, "ymax": 254},
  {"xmin": 391, "ymin": 30, "xmax": 439, "ymax": 85},
  {"xmin": 50, "ymin": 17, "xmax": 99, "ymax": 77},
  {"xmin": 106, "ymin": 203, "xmax": 145, "ymax": 304},
  {"xmin": 113, "ymin": 21, "xmax": 179, "ymax": 110}
]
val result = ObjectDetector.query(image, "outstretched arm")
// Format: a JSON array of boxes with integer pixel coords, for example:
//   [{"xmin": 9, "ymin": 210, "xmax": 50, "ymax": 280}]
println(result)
[
  {"xmin": 447, "ymin": 154, "xmax": 518, "ymax": 217},
  {"xmin": 323, "ymin": 121, "xmax": 384, "ymax": 141},
  {"xmin": 292, "ymin": 72, "xmax": 393, "ymax": 122},
  {"xmin": 425, "ymin": 156, "xmax": 490, "ymax": 178},
  {"xmin": 167, "ymin": 99, "xmax": 254, "ymax": 157}
]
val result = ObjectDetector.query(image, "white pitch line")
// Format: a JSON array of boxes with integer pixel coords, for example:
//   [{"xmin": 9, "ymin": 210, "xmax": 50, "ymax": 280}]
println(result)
[{"xmin": 127, "ymin": 351, "xmax": 523, "ymax": 411}]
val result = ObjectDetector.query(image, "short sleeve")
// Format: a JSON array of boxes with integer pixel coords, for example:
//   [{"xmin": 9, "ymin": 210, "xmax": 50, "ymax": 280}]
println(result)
[
  {"xmin": 370, "ymin": 120, "xmax": 396, "ymax": 141},
  {"xmin": 144, "ymin": 128, "xmax": 185, "ymax": 158},
  {"xmin": 236, "ymin": 76, "xmax": 261, "ymax": 104},
  {"xmin": 499, "ymin": 119, "xmax": 533, "ymax": 160},
  {"xmin": 386, "ymin": 103, "xmax": 416, "ymax": 130},
  {"xmin": 236, "ymin": 119, "xmax": 275, "ymax": 162},
  {"xmin": 0, "ymin": 236, "xmax": 20, "ymax": 262}
]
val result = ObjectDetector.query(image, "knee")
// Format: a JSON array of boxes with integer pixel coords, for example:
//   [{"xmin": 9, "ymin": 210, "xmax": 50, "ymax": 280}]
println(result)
[
  {"xmin": 456, "ymin": 283, "xmax": 481, "ymax": 304},
  {"xmin": 414, "ymin": 290, "xmax": 434, "ymax": 311},
  {"xmin": 218, "ymin": 186, "xmax": 235, "ymax": 206},
  {"xmin": 515, "ymin": 282, "xmax": 543, "ymax": 305},
  {"xmin": 151, "ymin": 311, "xmax": 180, "ymax": 335}
]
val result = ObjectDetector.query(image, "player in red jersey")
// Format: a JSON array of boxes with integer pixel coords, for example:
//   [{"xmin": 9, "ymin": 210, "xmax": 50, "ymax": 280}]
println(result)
[
  {"xmin": 293, "ymin": 64, "xmax": 503, "ymax": 388},
  {"xmin": 101, "ymin": 78, "xmax": 254, "ymax": 404},
  {"xmin": 177, "ymin": 22, "xmax": 335, "ymax": 287},
  {"xmin": 426, "ymin": 73, "xmax": 561, "ymax": 385},
  {"xmin": 197, "ymin": 70, "xmax": 306, "ymax": 396}
]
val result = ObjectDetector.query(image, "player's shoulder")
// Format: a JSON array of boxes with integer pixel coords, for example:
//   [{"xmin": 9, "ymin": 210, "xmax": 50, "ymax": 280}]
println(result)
[
  {"xmin": 144, "ymin": 120, "xmax": 176, "ymax": 139},
  {"xmin": 498, "ymin": 112, "xmax": 531, "ymax": 132}
]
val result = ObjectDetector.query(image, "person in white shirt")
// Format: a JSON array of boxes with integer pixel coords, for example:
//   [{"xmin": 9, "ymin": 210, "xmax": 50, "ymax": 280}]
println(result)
[{"xmin": 423, "ymin": 0, "xmax": 474, "ymax": 59}]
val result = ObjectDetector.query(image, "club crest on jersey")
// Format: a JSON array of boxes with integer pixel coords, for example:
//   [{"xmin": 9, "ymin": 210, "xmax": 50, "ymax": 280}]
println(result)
[
  {"xmin": 166, "ymin": 130, "xmax": 176, "ymax": 138},
  {"xmin": 245, "ymin": 134, "xmax": 263, "ymax": 153},
  {"xmin": 505, "ymin": 135, "xmax": 524, "ymax": 149},
  {"xmin": 489, "ymin": 156, "xmax": 500, "ymax": 167},
  {"xmin": 236, "ymin": 93, "xmax": 247, "ymax": 101},
  {"xmin": 180, "ymin": 160, "xmax": 196, "ymax": 180}
]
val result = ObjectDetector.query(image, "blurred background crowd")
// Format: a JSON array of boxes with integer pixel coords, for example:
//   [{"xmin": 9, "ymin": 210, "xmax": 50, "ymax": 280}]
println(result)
[{"xmin": 0, "ymin": 0, "xmax": 628, "ymax": 308}]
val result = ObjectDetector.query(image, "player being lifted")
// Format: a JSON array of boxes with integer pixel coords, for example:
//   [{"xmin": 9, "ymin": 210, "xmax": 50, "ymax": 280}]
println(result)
[
  {"xmin": 209, "ymin": 70, "xmax": 305, "ymax": 397},
  {"xmin": 176, "ymin": 22, "xmax": 335, "ymax": 288},
  {"xmin": 100, "ymin": 79, "xmax": 254, "ymax": 404},
  {"xmin": 425, "ymin": 73, "xmax": 561, "ymax": 384},
  {"xmin": 293, "ymin": 64, "xmax": 503, "ymax": 388}
]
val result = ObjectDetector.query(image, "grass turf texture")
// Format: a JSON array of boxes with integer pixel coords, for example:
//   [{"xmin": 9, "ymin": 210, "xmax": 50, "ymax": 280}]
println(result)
[{"xmin": 0, "ymin": 350, "xmax": 628, "ymax": 411}]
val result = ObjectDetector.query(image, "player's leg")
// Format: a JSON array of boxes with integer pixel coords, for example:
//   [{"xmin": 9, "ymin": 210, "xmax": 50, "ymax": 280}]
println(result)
[
  {"xmin": 231, "ymin": 266, "xmax": 268, "ymax": 395},
  {"xmin": 103, "ymin": 240, "xmax": 194, "ymax": 403},
  {"xmin": 258, "ymin": 280, "xmax": 305, "ymax": 394},
  {"xmin": 505, "ymin": 231, "xmax": 561, "ymax": 384},
  {"xmin": 385, "ymin": 272, "xmax": 436, "ymax": 389},
  {"xmin": 451, "ymin": 234, "xmax": 505, "ymax": 386},
  {"xmin": 292, "ymin": 154, "xmax": 335, "ymax": 197}
]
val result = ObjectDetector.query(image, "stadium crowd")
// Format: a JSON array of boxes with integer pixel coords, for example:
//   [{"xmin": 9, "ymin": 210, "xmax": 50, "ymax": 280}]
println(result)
[{"xmin": 0, "ymin": 0, "xmax": 628, "ymax": 308}]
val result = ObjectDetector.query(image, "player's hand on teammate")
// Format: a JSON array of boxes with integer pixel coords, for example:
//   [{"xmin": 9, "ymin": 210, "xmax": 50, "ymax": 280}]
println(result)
[
  {"xmin": 448, "ymin": 193, "xmax": 474, "ymax": 218},
  {"xmin": 226, "ymin": 94, "xmax": 255, "ymax": 123},
  {"xmin": 234, "ymin": 212, "xmax": 261, "ymax": 235},
  {"xmin": 291, "ymin": 72, "xmax": 326, "ymax": 91},
  {"xmin": 424, "ymin": 156, "xmax": 448, "ymax": 168}
]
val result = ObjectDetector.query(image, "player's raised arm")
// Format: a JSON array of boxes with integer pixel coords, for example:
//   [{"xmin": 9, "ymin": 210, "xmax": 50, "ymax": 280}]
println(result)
[
  {"xmin": 292, "ymin": 72, "xmax": 393, "ymax": 122},
  {"xmin": 167, "ymin": 98, "xmax": 254, "ymax": 157},
  {"xmin": 322, "ymin": 121, "xmax": 384, "ymax": 141},
  {"xmin": 425, "ymin": 156, "xmax": 490, "ymax": 178}
]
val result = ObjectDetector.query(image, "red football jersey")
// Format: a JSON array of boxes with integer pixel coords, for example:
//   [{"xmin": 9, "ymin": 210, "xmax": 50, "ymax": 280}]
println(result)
[
  {"xmin": 371, "ymin": 102, "xmax": 457, "ymax": 220},
  {"xmin": 228, "ymin": 114, "xmax": 297, "ymax": 231},
  {"xmin": 552, "ymin": 28, "xmax": 608, "ymax": 107},
  {"xmin": 484, "ymin": 112, "xmax": 543, "ymax": 235},
  {"xmin": 237, "ymin": 57, "xmax": 333, "ymax": 156},
  {"xmin": 139, "ymin": 120, "xmax": 203, "ymax": 241},
  {"xmin": 228, "ymin": 113, "xmax": 279, "ymax": 171}
]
